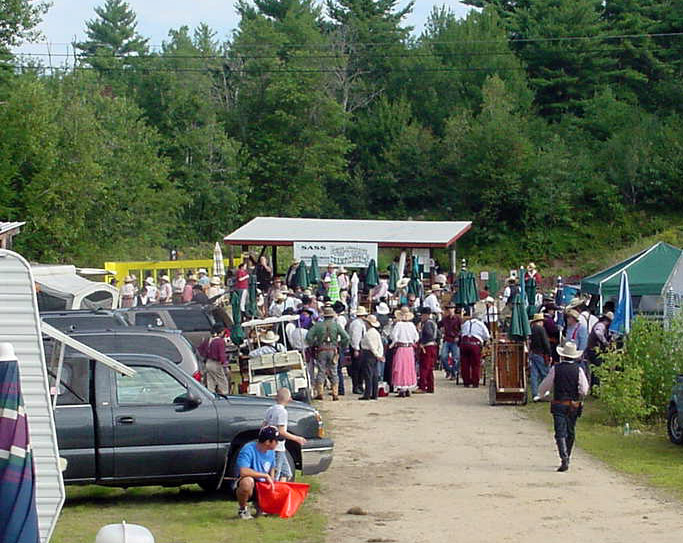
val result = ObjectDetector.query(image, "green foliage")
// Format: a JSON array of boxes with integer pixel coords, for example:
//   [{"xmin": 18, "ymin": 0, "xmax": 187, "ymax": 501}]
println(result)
[{"xmin": 594, "ymin": 316, "xmax": 683, "ymax": 425}]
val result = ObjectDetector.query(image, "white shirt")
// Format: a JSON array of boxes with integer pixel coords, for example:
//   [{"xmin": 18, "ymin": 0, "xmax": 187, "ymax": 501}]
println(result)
[
  {"xmin": 581, "ymin": 311, "xmax": 598, "ymax": 334},
  {"xmin": 484, "ymin": 305, "xmax": 499, "ymax": 324},
  {"xmin": 286, "ymin": 323, "xmax": 307, "ymax": 351},
  {"xmin": 120, "ymin": 283, "xmax": 135, "ymax": 298},
  {"xmin": 539, "ymin": 364, "xmax": 590, "ymax": 398},
  {"xmin": 269, "ymin": 301, "xmax": 285, "ymax": 317},
  {"xmin": 145, "ymin": 285, "xmax": 158, "ymax": 303},
  {"xmin": 172, "ymin": 276, "xmax": 186, "ymax": 294},
  {"xmin": 348, "ymin": 318, "xmax": 366, "ymax": 350},
  {"xmin": 337, "ymin": 274, "xmax": 349, "ymax": 290},
  {"xmin": 336, "ymin": 315, "xmax": 348, "ymax": 329},
  {"xmin": 391, "ymin": 321, "xmax": 419, "ymax": 345},
  {"xmin": 360, "ymin": 327, "xmax": 384, "ymax": 358},
  {"xmin": 460, "ymin": 318, "xmax": 491, "ymax": 343},
  {"xmin": 158, "ymin": 282, "xmax": 173, "ymax": 302},
  {"xmin": 207, "ymin": 285, "xmax": 225, "ymax": 299},
  {"xmin": 423, "ymin": 294, "xmax": 442, "ymax": 315},
  {"xmin": 284, "ymin": 296, "xmax": 299, "ymax": 311},
  {"xmin": 264, "ymin": 404, "xmax": 288, "ymax": 452}
]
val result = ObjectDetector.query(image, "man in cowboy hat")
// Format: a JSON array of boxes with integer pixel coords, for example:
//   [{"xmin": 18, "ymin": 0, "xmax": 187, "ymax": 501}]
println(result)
[
  {"xmin": 182, "ymin": 274, "xmax": 197, "ymax": 303},
  {"xmin": 119, "ymin": 275, "xmax": 136, "ymax": 308},
  {"xmin": 525, "ymin": 262, "xmax": 541, "ymax": 284},
  {"xmin": 439, "ymin": 302, "xmax": 462, "ymax": 380},
  {"xmin": 529, "ymin": 313, "xmax": 552, "ymax": 402},
  {"xmin": 197, "ymin": 268, "xmax": 210, "ymax": 288},
  {"xmin": 249, "ymin": 330, "xmax": 283, "ymax": 358},
  {"xmin": 585, "ymin": 311, "xmax": 614, "ymax": 385},
  {"xmin": 144, "ymin": 276, "xmax": 158, "ymax": 304},
  {"xmin": 359, "ymin": 314, "xmax": 384, "ymax": 400},
  {"xmin": 269, "ymin": 292, "xmax": 287, "ymax": 317},
  {"xmin": 539, "ymin": 341, "xmax": 590, "ymax": 472},
  {"xmin": 348, "ymin": 306, "xmax": 368, "ymax": 394},
  {"xmin": 459, "ymin": 310, "xmax": 490, "ymax": 388},
  {"xmin": 171, "ymin": 270, "xmax": 186, "ymax": 304},
  {"xmin": 423, "ymin": 284, "xmax": 443, "ymax": 318},
  {"xmin": 306, "ymin": 306, "xmax": 350, "ymax": 400},
  {"xmin": 564, "ymin": 309, "xmax": 588, "ymax": 352},
  {"xmin": 199, "ymin": 323, "xmax": 230, "ymax": 395},
  {"xmin": 158, "ymin": 275, "xmax": 173, "ymax": 304}
]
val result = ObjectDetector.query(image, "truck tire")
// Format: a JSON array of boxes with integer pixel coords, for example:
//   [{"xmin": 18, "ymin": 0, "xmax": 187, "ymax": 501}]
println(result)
[{"xmin": 668, "ymin": 406, "xmax": 683, "ymax": 445}]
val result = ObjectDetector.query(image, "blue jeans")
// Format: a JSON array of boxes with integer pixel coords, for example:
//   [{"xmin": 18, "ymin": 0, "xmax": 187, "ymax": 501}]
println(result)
[
  {"xmin": 440, "ymin": 341, "xmax": 460, "ymax": 375},
  {"xmin": 529, "ymin": 353, "xmax": 549, "ymax": 397}
]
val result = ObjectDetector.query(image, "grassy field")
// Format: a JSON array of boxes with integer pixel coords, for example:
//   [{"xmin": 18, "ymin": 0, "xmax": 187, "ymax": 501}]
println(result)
[
  {"xmin": 52, "ymin": 478, "xmax": 326, "ymax": 543},
  {"xmin": 522, "ymin": 397, "xmax": 683, "ymax": 500}
]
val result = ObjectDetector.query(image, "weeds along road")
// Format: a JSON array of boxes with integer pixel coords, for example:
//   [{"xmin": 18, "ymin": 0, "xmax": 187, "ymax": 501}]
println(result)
[{"xmin": 318, "ymin": 373, "xmax": 681, "ymax": 543}]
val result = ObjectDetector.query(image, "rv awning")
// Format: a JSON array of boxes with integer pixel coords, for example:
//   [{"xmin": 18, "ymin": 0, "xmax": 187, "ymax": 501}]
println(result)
[
  {"xmin": 40, "ymin": 321, "xmax": 136, "ymax": 376},
  {"xmin": 223, "ymin": 217, "xmax": 472, "ymax": 248}
]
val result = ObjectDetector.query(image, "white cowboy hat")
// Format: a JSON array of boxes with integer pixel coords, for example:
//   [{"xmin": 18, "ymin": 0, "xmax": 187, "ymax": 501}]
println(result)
[
  {"xmin": 145, "ymin": 277, "xmax": 155, "ymax": 285},
  {"xmin": 160, "ymin": 275, "xmax": 170, "ymax": 282},
  {"xmin": 557, "ymin": 341, "xmax": 583, "ymax": 359},
  {"xmin": 396, "ymin": 277, "xmax": 410, "ymax": 289},
  {"xmin": 435, "ymin": 273, "xmax": 447, "ymax": 284},
  {"xmin": 365, "ymin": 314, "xmax": 381, "ymax": 328},
  {"xmin": 355, "ymin": 306, "xmax": 369, "ymax": 316},
  {"xmin": 124, "ymin": 275, "xmax": 134, "ymax": 283},
  {"xmin": 260, "ymin": 330, "xmax": 280, "ymax": 344},
  {"xmin": 188, "ymin": 274, "xmax": 198, "ymax": 282},
  {"xmin": 210, "ymin": 276, "xmax": 222, "ymax": 285},
  {"xmin": 376, "ymin": 302, "xmax": 390, "ymax": 315},
  {"xmin": 429, "ymin": 284, "xmax": 442, "ymax": 292},
  {"xmin": 198, "ymin": 268, "xmax": 208, "ymax": 275},
  {"xmin": 337, "ymin": 266, "xmax": 348, "ymax": 274},
  {"xmin": 484, "ymin": 296, "xmax": 495, "ymax": 303}
]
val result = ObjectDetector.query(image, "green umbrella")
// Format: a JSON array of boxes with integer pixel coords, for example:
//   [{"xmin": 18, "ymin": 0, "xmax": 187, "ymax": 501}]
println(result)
[
  {"xmin": 294, "ymin": 261, "xmax": 309, "ymax": 289},
  {"xmin": 230, "ymin": 291, "xmax": 245, "ymax": 346},
  {"xmin": 488, "ymin": 271, "xmax": 499, "ymax": 297},
  {"xmin": 408, "ymin": 256, "xmax": 421, "ymax": 296},
  {"xmin": 454, "ymin": 269, "xmax": 478, "ymax": 306},
  {"xmin": 509, "ymin": 293, "xmax": 531, "ymax": 340},
  {"xmin": 309, "ymin": 255, "xmax": 321, "ymax": 284},
  {"xmin": 388, "ymin": 262, "xmax": 399, "ymax": 292},
  {"xmin": 366, "ymin": 259, "xmax": 379, "ymax": 288},
  {"xmin": 245, "ymin": 271, "xmax": 258, "ymax": 318}
]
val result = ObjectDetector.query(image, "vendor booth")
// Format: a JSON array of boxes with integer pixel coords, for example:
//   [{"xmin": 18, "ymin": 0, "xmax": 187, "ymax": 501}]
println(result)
[{"xmin": 580, "ymin": 242, "xmax": 683, "ymax": 314}]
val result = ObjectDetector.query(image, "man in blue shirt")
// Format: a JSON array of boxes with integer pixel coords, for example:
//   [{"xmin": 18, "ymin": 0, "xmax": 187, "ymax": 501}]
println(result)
[{"xmin": 235, "ymin": 426, "xmax": 282, "ymax": 519}]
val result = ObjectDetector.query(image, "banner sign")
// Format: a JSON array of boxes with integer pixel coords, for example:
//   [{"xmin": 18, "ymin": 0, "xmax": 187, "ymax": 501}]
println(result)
[{"xmin": 294, "ymin": 242, "xmax": 378, "ymax": 268}]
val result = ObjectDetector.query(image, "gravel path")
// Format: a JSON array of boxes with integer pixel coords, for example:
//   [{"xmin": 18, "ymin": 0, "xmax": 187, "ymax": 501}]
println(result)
[{"xmin": 318, "ymin": 373, "xmax": 681, "ymax": 543}]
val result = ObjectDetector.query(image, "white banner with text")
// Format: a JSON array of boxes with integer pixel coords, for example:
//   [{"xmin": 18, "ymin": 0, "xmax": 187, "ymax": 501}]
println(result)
[{"xmin": 293, "ymin": 242, "xmax": 378, "ymax": 268}]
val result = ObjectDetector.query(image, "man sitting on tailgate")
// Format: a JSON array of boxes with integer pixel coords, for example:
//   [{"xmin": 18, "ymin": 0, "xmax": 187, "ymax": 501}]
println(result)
[{"xmin": 234, "ymin": 425, "xmax": 282, "ymax": 519}]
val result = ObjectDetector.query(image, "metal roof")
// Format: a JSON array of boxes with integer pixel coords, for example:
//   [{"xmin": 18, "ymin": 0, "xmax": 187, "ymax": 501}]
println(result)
[
  {"xmin": 223, "ymin": 217, "xmax": 472, "ymax": 248},
  {"xmin": 0, "ymin": 221, "xmax": 25, "ymax": 235}
]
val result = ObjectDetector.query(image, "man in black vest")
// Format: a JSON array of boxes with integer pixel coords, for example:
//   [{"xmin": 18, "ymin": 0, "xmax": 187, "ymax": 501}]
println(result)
[{"xmin": 538, "ymin": 341, "xmax": 590, "ymax": 472}]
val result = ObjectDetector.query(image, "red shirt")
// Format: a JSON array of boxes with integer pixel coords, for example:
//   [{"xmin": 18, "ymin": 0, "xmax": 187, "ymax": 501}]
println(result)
[
  {"xmin": 440, "ymin": 314, "xmax": 462, "ymax": 343},
  {"xmin": 199, "ymin": 336, "xmax": 226, "ymax": 364},
  {"xmin": 236, "ymin": 269, "xmax": 249, "ymax": 290}
]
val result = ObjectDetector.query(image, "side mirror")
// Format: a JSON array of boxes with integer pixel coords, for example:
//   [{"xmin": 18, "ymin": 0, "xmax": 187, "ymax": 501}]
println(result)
[{"xmin": 173, "ymin": 392, "xmax": 202, "ymax": 409}]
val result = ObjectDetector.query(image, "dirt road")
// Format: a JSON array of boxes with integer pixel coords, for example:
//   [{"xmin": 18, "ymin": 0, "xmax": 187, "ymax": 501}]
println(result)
[{"xmin": 318, "ymin": 374, "xmax": 681, "ymax": 543}]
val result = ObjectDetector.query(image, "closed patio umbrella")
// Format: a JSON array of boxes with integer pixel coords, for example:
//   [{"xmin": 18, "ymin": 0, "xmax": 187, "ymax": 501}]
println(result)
[
  {"xmin": 230, "ymin": 291, "xmax": 245, "ymax": 346},
  {"xmin": 610, "ymin": 271, "xmax": 633, "ymax": 335},
  {"xmin": 245, "ymin": 271, "xmax": 258, "ymax": 318},
  {"xmin": 408, "ymin": 256, "xmax": 421, "ymax": 297},
  {"xmin": 388, "ymin": 262, "xmax": 399, "ymax": 293},
  {"xmin": 0, "ymin": 351, "xmax": 40, "ymax": 543},
  {"xmin": 309, "ymin": 255, "xmax": 321, "ymax": 285},
  {"xmin": 294, "ymin": 262, "xmax": 309, "ymax": 289},
  {"xmin": 509, "ymin": 293, "xmax": 531, "ymax": 340},
  {"xmin": 488, "ymin": 271, "xmax": 499, "ymax": 297},
  {"xmin": 366, "ymin": 259, "xmax": 379, "ymax": 289},
  {"xmin": 525, "ymin": 274, "xmax": 537, "ymax": 318},
  {"xmin": 454, "ymin": 269, "xmax": 478, "ymax": 307},
  {"xmin": 213, "ymin": 242, "xmax": 225, "ymax": 279}
]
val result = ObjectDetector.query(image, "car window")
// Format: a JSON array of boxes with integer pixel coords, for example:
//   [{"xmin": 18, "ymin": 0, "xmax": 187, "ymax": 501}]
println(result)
[
  {"xmin": 43, "ymin": 316, "xmax": 123, "ymax": 332},
  {"xmin": 69, "ymin": 334, "xmax": 183, "ymax": 364},
  {"xmin": 116, "ymin": 366, "xmax": 186, "ymax": 405},
  {"xmin": 48, "ymin": 358, "xmax": 90, "ymax": 405},
  {"xmin": 135, "ymin": 312, "xmax": 164, "ymax": 328},
  {"xmin": 169, "ymin": 310, "xmax": 211, "ymax": 332}
]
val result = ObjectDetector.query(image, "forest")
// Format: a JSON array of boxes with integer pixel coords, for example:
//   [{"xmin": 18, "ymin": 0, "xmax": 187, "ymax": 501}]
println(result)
[{"xmin": 2, "ymin": 0, "xmax": 683, "ymax": 267}]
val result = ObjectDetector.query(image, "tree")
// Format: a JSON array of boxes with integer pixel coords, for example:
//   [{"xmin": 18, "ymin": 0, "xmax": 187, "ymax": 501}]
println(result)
[
  {"xmin": 75, "ymin": 0, "xmax": 149, "ymax": 72},
  {"xmin": 0, "ymin": 0, "xmax": 48, "ymax": 52}
]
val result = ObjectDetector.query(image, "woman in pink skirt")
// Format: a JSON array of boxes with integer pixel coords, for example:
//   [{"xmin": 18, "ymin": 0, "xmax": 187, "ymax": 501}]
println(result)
[{"xmin": 390, "ymin": 308, "xmax": 419, "ymax": 397}]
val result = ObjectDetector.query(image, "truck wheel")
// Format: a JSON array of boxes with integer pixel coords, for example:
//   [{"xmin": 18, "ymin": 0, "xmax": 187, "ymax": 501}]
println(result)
[{"xmin": 668, "ymin": 406, "xmax": 683, "ymax": 445}]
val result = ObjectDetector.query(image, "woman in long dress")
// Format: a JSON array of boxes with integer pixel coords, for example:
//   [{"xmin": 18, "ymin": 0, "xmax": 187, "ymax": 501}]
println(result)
[{"xmin": 390, "ymin": 308, "xmax": 419, "ymax": 397}]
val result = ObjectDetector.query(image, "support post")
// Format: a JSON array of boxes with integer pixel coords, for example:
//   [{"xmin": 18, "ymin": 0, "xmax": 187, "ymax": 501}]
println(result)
[
  {"xmin": 272, "ymin": 245, "xmax": 278, "ymax": 276},
  {"xmin": 450, "ymin": 247, "xmax": 457, "ymax": 275}
]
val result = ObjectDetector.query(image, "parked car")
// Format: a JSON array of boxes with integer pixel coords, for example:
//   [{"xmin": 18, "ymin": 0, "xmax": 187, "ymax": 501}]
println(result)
[
  {"xmin": 44, "ymin": 327, "xmax": 202, "ymax": 382},
  {"xmin": 50, "ymin": 353, "xmax": 333, "ymax": 490},
  {"xmin": 117, "ymin": 304, "xmax": 219, "ymax": 348},
  {"xmin": 667, "ymin": 374, "xmax": 683, "ymax": 445},
  {"xmin": 41, "ymin": 309, "xmax": 128, "ymax": 332}
]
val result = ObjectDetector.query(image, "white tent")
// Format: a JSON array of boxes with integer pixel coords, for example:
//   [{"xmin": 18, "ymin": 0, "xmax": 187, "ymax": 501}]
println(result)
[{"xmin": 32, "ymin": 264, "xmax": 119, "ymax": 310}]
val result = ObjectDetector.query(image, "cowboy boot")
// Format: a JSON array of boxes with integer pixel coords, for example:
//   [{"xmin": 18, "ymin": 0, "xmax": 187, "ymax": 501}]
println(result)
[
  {"xmin": 313, "ymin": 383, "xmax": 324, "ymax": 401},
  {"xmin": 331, "ymin": 384, "xmax": 339, "ymax": 401},
  {"xmin": 566, "ymin": 435, "xmax": 574, "ymax": 465},
  {"xmin": 556, "ymin": 438, "xmax": 569, "ymax": 472}
]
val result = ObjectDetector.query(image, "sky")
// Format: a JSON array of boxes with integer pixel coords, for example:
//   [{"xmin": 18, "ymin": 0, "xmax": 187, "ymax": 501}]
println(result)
[{"xmin": 15, "ymin": 0, "xmax": 472, "ymax": 59}]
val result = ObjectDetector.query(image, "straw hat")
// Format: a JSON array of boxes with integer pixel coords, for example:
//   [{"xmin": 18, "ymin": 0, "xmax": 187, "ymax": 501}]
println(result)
[
  {"xmin": 565, "ymin": 309, "xmax": 581, "ymax": 321},
  {"xmin": 527, "ymin": 262, "xmax": 537, "ymax": 271},
  {"xmin": 210, "ymin": 276, "xmax": 222, "ymax": 285},
  {"xmin": 322, "ymin": 307, "xmax": 336, "ymax": 318},
  {"xmin": 337, "ymin": 266, "xmax": 348, "ymax": 274},
  {"xmin": 160, "ymin": 275, "xmax": 170, "ymax": 282},
  {"xmin": 198, "ymin": 268, "xmax": 208, "ymax": 275},
  {"xmin": 261, "ymin": 330, "xmax": 280, "ymax": 344},
  {"xmin": 530, "ymin": 313, "xmax": 545, "ymax": 324},
  {"xmin": 429, "ymin": 284, "xmax": 442, "ymax": 293},
  {"xmin": 395, "ymin": 307, "xmax": 413, "ymax": 321},
  {"xmin": 276, "ymin": 293, "xmax": 286, "ymax": 302},
  {"xmin": 365, "ymin": 314, "xmax": 381, "ymax": 328},
  {"xmin": 435, "ymin": 273, "xmax": 447, "ymax": 285},
  {"xmin": 355, "ymin": 306, "xmax": 369, "ymax": 316},
  {"xmin": 145, "ymin": 277, "xmax": 155, "ymax": 286},
  {"xmin": 376, "ymin": 302, "xmax": 390, "ymax": 315},
  {"xmin": 396, "ymin": 277, "xmax": 410, "ymax": 289},
  {"xmin": 188, "ymin": 274, "xmax": 198, "ymax": 282},
  {"xmin": 566, "ymin": 297, "xmax": 587, "ymax": 310},
  {"xmin": 124, "ymin": 275, "xmax": 134, "ymax": 283},
  {"xmin": 557, "ymin": 341, "xmax": 583, "ymax": 359},
  {"xmin": 484, "ymin": 296, "xmax": 495, "ymax": 304}
]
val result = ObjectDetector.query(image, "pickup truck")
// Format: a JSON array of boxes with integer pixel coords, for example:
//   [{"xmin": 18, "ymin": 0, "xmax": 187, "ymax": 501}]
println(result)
[
  {"xmin": 667, "ymin": 374, "xmax": 683, "ymax": 445},
  {"xmin": 52, "ymin": 353, "xmax": 333, "ymax": 490}
]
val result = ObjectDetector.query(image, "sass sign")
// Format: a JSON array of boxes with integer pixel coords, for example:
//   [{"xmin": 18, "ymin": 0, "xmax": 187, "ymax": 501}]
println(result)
[{"xmin": 293, "ymin": 242, "xmax": 378, "ymax": 268}]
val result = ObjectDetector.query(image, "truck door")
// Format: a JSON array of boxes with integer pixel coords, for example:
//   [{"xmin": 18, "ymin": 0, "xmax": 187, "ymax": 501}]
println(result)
[{"xmin": 111, "ymin": 363, "xmax": 219, "ymax": 482}]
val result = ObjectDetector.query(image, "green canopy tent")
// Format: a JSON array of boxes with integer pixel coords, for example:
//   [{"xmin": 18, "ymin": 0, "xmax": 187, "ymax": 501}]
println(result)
[
  {"xmin": 294, "ymin": 262, "xmax": 309, "ymax": 289},
  {"xmin": 388, "ymin": 262, "xmax": 399, "ymax": 293},
  {"xmin": 309, "ymin": 255, "xmax": 321, "ymax": 285},
  {"xmin": 581, "ymin": 242, "xmax": 683, "ymax": 310},
  {"xmin": 366, "ymin": 259, "xmax": 379, "ymax": 289},
  {"xmin": 230, "ymin": 291, "xmax": 245, "ymax": 346}
]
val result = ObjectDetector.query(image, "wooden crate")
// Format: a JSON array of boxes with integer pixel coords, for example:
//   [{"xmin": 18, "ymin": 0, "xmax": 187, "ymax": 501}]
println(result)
[{"xmin": 489, "ymin": 340, "xmax": 527, "ymax": 405}]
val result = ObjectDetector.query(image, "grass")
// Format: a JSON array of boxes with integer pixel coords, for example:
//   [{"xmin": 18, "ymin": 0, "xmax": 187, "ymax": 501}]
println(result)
[
  {"xmin": 52, "ymin": 477, "xmax": 326, "ymax": 543},
  {"xmin": 522, "ymin": 397, "xmax": 683, "ymax": 500}
]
